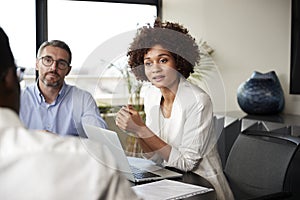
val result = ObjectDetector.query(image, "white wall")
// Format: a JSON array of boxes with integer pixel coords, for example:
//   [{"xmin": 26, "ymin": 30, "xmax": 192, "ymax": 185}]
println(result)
[{"xmin": 162, "ymin": 0, "xmax": 300, "ymax": 115}]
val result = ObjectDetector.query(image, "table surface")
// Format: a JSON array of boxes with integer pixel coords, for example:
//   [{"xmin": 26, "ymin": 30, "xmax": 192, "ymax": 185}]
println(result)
[
  {"xmin": 217, "ymin": 110, "xmax": 300, "ymax": 126},
  {"xmin": 132, "ymin": 168, "xmax": 216, "ymax": 200},
  {"xmin": 175, "ymin": 171, "xmax": 216, "ymax": 200}
]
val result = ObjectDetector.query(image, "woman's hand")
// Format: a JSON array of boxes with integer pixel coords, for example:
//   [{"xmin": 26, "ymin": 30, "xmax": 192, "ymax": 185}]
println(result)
[
  {"xmin": 116, "ymin": 105, "xmax": 171, "ymax": 160},
  {"xmin": 115, "ymin": 105, "xmax": 145, "ymax": 134}
]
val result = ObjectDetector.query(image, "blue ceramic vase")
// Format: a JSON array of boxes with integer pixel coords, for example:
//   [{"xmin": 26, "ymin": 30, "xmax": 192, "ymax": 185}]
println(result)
[{"xmin": 237, "ymin": 71, "xmax": 285, "ymax": 115}]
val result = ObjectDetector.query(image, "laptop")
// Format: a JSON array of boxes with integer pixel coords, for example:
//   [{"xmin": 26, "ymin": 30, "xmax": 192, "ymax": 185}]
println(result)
[{"xmin": 82, "ymin": 123, "xmax": 182, "ymax": 183}]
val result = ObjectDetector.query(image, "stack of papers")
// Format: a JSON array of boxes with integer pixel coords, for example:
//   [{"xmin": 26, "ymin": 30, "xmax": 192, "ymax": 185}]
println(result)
[{"xmin": 132, "ymin": 179, "xmax": 214, "ymax": 200}]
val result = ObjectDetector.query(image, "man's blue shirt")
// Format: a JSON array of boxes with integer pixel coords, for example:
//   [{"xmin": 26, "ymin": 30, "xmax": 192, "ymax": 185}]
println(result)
[{"xmin": 19, "ymin": 81, "xmax": 107, "ymax": 137}]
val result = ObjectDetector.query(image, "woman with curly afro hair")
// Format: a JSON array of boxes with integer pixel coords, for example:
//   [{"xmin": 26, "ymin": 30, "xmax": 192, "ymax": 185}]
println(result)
[{"xmin": 116, "ymin": 18, "xmax": 233, "ymax": 200}]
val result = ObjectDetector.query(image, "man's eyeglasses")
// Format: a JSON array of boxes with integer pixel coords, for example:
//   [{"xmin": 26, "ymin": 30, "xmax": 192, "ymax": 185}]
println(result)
[{"xmin": 39, "ymin": 56, "xmax": 70, "ymax": 70}]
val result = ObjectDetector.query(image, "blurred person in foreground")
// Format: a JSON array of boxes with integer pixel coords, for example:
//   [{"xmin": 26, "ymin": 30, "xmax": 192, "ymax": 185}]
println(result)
[
  {"xmin": 116, "ymin": 18, "xmax": 234, "ymax": 200},
  {"xmin": 19, "ymin": 39, "xmax": 107, "ymax": 137},
  {"xmin": 0, "ymin": 26, "xmax": 140, "ymax": 200}
]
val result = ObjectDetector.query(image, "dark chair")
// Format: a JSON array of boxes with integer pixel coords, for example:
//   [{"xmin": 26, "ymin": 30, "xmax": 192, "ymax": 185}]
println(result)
[
  {"xmin": 224, "ymin": 130, "xmax": 300, "ymax": 200},
  {"xmin": 217, "ymin": 117, "xmax": 241, "ymax": 169}
]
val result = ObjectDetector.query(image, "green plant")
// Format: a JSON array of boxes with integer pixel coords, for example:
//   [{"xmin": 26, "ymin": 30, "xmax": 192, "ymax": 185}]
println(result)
[
  {"xmin": 188, "ymin": 40, "xmax": 216, "ymax": 85},
  {"xmin": 107, "ymin": 58, "xmax": 144, "ymax": 111}
]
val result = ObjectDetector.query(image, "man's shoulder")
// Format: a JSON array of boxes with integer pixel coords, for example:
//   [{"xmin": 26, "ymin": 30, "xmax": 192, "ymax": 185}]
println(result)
[
  {"xmin": 21, "ymin": 83, "xmax": 39, "ymax": 97},
  {"xmin": 22, "ymin": 83, "xmax": 36, "ymax": 92},
  {"xmin": 8, "ymin": 128, "xmax": 106, "ymax": 158},
  {"xmin": 66, "ymin": 84, "xmax": 92, "ymax": 96}
]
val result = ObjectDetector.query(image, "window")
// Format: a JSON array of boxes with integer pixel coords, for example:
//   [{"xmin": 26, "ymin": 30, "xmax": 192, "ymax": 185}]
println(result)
[
  {"xmin": 48, "ymin": 0, "xmax": 157, "ymax": 75},
  {"xmin": 0, "ymin": 0, "xmax": 158, "ymax": 105},
  {"xmin": 0, "ymin": 0, "xmax": 36, "ymax": 74},
  {"xmin": 47, "ymin": 0, "xmax": 158, "ymax": 105}
]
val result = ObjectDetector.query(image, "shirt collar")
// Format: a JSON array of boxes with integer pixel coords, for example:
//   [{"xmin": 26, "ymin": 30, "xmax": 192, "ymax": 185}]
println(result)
[{"xmin": 34, "ymin": 81, "xmax": 68, "ymax": 105}]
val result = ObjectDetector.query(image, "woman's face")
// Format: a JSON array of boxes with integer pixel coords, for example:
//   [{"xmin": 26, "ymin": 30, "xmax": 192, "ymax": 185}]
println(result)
[{"xmin": 144, "ymin": 45, "xmax": 179, "ymax": 90}]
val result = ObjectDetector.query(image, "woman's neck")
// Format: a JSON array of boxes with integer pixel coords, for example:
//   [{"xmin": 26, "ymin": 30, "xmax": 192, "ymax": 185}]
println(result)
[{"xmin": 160, "ymin": 82, "xmax": 178, "ymax": 118}]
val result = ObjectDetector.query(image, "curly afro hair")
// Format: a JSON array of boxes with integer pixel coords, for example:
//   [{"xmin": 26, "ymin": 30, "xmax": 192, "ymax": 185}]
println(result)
[{"xmin": 127, "ymin": 18, "xmax": 200, "ymax": 81}]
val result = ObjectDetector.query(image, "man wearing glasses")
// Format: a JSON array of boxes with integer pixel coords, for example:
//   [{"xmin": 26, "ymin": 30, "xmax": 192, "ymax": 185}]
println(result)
[{"xmin": 19, "ymin": 40, "xmax": 107, "ymax": 137}]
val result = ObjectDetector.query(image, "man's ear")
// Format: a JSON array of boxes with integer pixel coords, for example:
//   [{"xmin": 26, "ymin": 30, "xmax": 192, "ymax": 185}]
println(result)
[
  {"xmin": 35, "ymin": 59, "xmax": 39, "ymax": 70},
  {"xmin": 4, "ymin": 67, "xmax": 17, "ymax": 90},
  {"xmin": 4, "ymin": 67, "xmax": 18, "ymax": 87}
]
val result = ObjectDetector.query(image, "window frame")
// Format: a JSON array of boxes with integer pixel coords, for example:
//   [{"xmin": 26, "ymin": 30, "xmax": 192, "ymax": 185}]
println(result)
[
  {"xmin": 35, "ymin": 0, "xmax": 161, "ymax": 78},
  {"xmin": 36, "ymin": 0, "xmax": 161, "ymax": 51}
]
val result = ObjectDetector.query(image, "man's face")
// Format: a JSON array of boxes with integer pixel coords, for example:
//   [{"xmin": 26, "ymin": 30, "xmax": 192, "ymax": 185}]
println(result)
[{"xmin": 36, "ymin": 46, "xmax": 71, "ymax": 88}]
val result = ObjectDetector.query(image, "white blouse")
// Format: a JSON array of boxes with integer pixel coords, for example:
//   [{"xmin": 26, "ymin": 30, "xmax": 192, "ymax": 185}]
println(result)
[
  {"xmin": 143, "ymin": 77, "xmax": 234, "ymax": 200},
  {"xmin": 159, "ymin": 109, "xmax": 172, "ymax": 143}
]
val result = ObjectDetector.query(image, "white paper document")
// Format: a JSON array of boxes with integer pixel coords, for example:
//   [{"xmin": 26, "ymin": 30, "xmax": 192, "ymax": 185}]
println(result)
[{"xmin": 132, "ymin": 179, "xmax": 214, "ymax": 200}]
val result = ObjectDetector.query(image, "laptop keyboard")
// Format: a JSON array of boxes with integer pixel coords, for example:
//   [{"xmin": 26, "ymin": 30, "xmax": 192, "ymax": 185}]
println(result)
[{"xmin": 130, "ymin": 165, "xmax": 160, "ymax": 179}]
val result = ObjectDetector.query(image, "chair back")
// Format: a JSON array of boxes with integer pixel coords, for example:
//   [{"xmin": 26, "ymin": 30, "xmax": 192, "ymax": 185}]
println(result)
[{"xmin": 224, "ymin": 130, "xmax": 300, "ymax": 199}]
